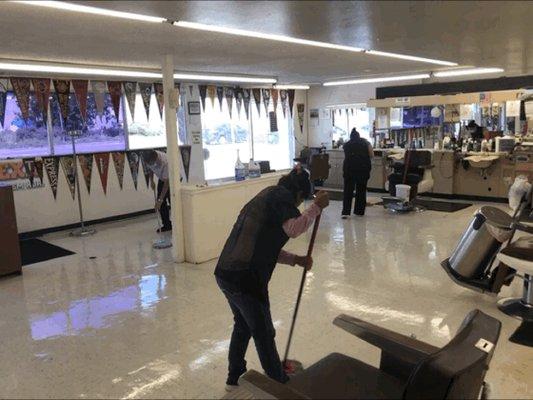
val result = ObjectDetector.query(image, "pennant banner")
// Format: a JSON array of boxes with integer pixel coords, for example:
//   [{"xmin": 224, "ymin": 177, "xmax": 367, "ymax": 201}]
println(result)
[
  {"xmin": 78, "ymin": 154, "xmax": 93, "ymax": 194},
  {"xmin": 34, "ymin": 158, "xmax": 44, "ymax": 183},
  {"xmin": 297, "ymin": 103, "xmax": 305, "ymax": 133},
  {"xmin": 0, "ymin": 160, "xmax": 26, "ymax": 181},
  {"xmin": 216, "ymin": 86, "xmax": 224, "ymax": 111},
  {"xmin": 288, "ymin": 89, "xmax": 295, "ymax": 118},
  {"xmin": 252, "ymin": 89, "xmax": 261, "ymax": 115},
  {"xmin": 271, "ymin": 89, "xmax": 279, "ymax": 113},
  {"xmin": 94, "ymin": 153, "xmax": 110, "ymax": 195},
  {"xmin": 107, "ymin": 81, "xmax": 122, "ymax": 121},
  {"xmin": 111, "ymin": 152, "xmax": 125, "ymax": 190},
  {"xmin": 207, "ymin": 85, "xmax": 216, "ymax": 108},
  {"xmin": 242, "ymin": 89, "xmax": 251, "ymax": 120},
  {"xmin": 127, "ymin": 151, "xmax": 141, "ymax": 190},
  {"xmin": 235, "ymin": 89, "xmax": 243, "ymax": 118},
  {"xmin": 224, "ymin": 87, "xmax": 235, "ymax": 119},
  {"xmin": 43, "ymin": 157, "xmax": 60, "ymax": 199},
  {"xmin": 140, "ymin": 152, "xmax": 153, "ymax": 188},
  {"xmin": 0, "ymin": 79, "xmax": 6, "ymax": 126},
  {"xmin": 153, "ymin": 82, "xmax": 164, "ymax": 118},
  {"xmin": 261, "ymin": 88, "xmax": 271, "ymax": 115},
  {"xmin": 53, "ymin": 80, "xmax": 71, "ymax": 122},
  {"xmin": 279, "ymin": 89, "xmax": 288, "ymax": 118},
  {"xmin": 123, "ymin": 81, "xmax": 137, "ymax": 120},
  {"xmin": 60, "ymin": 156, "xmax": 76, "ymax": 200},
  {"xmin": 11, "ymin": 78, "xmax": 31, "ymax": 121},
  {"xmin": 91, "ymin": 81, "xmax": 107, "ymax": 116},
  {"xmin": 198, "ymin": 85, "xmax": 207, "ymax": 110},
  {"xmin": 179, "ymin": 145, "xmax": 192, "ymax": 181},
  {"xmin": 72, "ymin": 80, "xmax": 89, "ymax": 122},
  {"xmin": 138, "ymin": 82, "xmax": 152, "ymax": 120},
  {"xmin": 22, "ymin": 158, "xmax": 37, "ymax": 187},
  {"xmin": 32, "ymin": 78, "xmax": 51, "ymax": 121}
]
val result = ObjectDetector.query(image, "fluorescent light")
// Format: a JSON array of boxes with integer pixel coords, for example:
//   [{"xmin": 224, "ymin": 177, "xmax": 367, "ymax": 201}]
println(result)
[
  {"xmin": 13, "ymin": 1, "xmax": 166, "ymax": 23},
  {"xmin": 175, "ymin": 21, "xmax": 365, "ymax": 53},
  {"xmin": 274, "ymin": 85, "xmax": 310, "ymax": 90},
  {"xmin": 324, "ymin": 74, "xmax": 430, "ymax": 87},
  {"xmin": 433, "ymin": 67, "xmax": 504, "ymax": 77},
  {"xmin": 173, "ymin": 73, "xmax": 276, "ymax": 84},
  {"xmin": 365, "ymin": 50, "xmax": 457, "ymax": 66},
  {"xmin": 0, "ymin": 62, "xmax": 161, "ymax": 78},
  {"xmin": 326, "ymin": 103, "xmax": 366, "ymax": 108}
]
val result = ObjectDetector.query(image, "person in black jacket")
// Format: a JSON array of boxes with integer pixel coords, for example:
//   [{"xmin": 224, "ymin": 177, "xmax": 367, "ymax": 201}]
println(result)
[{"xmin": 342, "ymin": 128, "xmax": 373, "ymax": 218}]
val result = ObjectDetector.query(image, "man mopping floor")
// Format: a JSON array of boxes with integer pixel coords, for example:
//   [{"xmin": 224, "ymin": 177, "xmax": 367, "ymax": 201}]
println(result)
[{"xmin": 214, "ymin": 166, "xmax": 329, "ymax": 390}]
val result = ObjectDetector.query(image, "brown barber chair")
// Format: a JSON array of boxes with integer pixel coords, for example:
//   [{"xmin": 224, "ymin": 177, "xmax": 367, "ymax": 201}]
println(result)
[{"xmin": 228, "ymin": 310, "xmax": 501, "ymax": 400}]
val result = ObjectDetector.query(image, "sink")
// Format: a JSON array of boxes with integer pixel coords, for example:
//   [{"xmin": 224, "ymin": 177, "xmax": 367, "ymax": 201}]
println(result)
[{"xmin": 464, "ymin": 155, "xmax": 500, "ymax": 169}]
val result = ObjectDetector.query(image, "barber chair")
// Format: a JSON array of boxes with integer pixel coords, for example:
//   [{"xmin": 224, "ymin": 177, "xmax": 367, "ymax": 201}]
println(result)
[
  {"xmin": 294, "ymin": 147, "xmax": 330, "ymax": 186},
  {"xmin": 225, "ymin": 310, "xmax": 501, "ymax": 399}
]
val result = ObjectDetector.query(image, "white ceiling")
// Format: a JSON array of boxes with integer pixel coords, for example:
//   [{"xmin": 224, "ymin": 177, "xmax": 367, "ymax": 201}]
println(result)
[{"xmin": 0, "ymin": 1, "xmax": 531, "ymax": 84}]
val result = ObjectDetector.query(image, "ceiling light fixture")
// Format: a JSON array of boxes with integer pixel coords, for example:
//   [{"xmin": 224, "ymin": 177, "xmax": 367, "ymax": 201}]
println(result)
[
  {"xmin": 12, "ymin": 1, "xmax": 166, "ymax": 23},
  {"xmin": 274, "ymin": 85, "xmax": 310, "ymax": 90},
  {"xmin": 323, "ymin": 73, "xmax": 430, "ymax": 87},
  {"xmin": 365, "ymin": 50, "xmax": 457, "ymax": 67},
  {"xmin": 433, "ymin": 67, "xmax": 504, "ymax": 77},
  {"xmin": 0, "ymin": 62, "xmax": 162, "ymax": 78},
  {"xmin": 173, "ymin": 73, "xmax": 276, "ymax": 84}
]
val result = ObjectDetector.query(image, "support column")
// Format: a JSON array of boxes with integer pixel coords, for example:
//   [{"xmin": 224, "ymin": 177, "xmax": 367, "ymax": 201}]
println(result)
[{"xmin": 162, "ymin": 54, "xmax": 185, "ymax": 262}]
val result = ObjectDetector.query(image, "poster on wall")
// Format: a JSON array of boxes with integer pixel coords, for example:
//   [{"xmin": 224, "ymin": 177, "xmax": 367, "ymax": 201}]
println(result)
[
  {"xmin": 242, "ymin": 89, "xmax": 251, "ymax": 120},
  {"xmin": 107, "ymin": 81, "xmax": 123, "ymax": 121},
  {"xmin": 506, "ymin": 100, "xmax": 520, "ymax": 117},
  {"xmin": 11, "ymin": 77, "xmax": 31, "ymax": 121},
  {"xmin": 309, "ymin": 108, "xmax": 319, "ymax": 128},
  {"xmin": 53, "ymin": 80, "xmax": 71, "ymax": 122},
  {"xmin": 126, "ymin": 151, "xmax": 140, "ymax": 190},
  {"xmin": 191, "ymin": 130, "xmax": 202, "ymax": 145},
  {"xmin": 32, "ymin": 78, "xmax": 51, "ymax": 120},
  {"xmin": 72, "ymin": 80, "xmax": 89, "ymax": 121},
  {"xmin": 43, "ymin": 157, "xmax": 60, "ymax": 199},
  {"xmin": 123, "ymin": 82, "xmax": 137, "ymax": 120},
  {"xmin": 252, "ymin": 89, "xmax": 261, "ymax": 115},
  {"xmin": 279, "ymin": 90, "xmax": 288, "ymax": 118},
  {"xmin": 78, "ymin": 154, "xmax": 93, "ymax": 193},
  {"xmin": 297, "ymin": 104, "xmax": 306, "ymax": 132},
  {"xmin": 460, "ymin": 104, "xmax": 474, "ymax": 121},
  {"xmin": 60, "ymin": 156, "xmax": 76, "ymax": 200},
  {"xmin": 154, "ymin": 83, "xmax": 164, "ymax": 118},
  {"xmin": 198, "ymin": 85, "xmax": 207, "ymax": 110},
  {"xmin": 94, "ymin": 153, "xmax": 110, "ymax": 195},
  {"xmin": 269, "ymin": 111, "xmax": 278, "ymax": 133},
  {"xmin": 111, "ymin": 152, "xmax": 125, "ymax": 190},
  {"xmin": 138, "ymin": 82, "xmax": 152, "ymax": 119},
  {"xmin": 179, "ymin": 145, "xmax": 191, "ymax": 181},
  {"xmin": 288, "ymin": 89, "xmax": 295, "ymax": 118},
  {"xmin": 91, "ymin": 81, "xmax": 107, "ymax": 117}
]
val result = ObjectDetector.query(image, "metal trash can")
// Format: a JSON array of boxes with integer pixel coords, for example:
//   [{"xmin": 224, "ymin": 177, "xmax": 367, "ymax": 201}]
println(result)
[{"xmin": 448, "ymin": 206, "xmax": 513, "ymax": 279}]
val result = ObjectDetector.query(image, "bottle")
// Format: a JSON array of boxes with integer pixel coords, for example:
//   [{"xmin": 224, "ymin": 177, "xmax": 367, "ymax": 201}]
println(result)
[
  {"xmin": 234, "ymin": 149, "xmax": 246, "ymax": 181},
  {"xmin": 248, "ymin": 158, "xmax": 261, "ymax": 179}
]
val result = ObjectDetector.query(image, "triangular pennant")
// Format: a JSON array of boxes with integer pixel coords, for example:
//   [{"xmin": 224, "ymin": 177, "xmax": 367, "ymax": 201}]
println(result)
[
  {"xmin": 107, "ymin": 81, "xmax": 122, "ymax": 121},
  {"xmin": 32, "ymin": 78, "xmax": 51, "ymax": 121},
  {"xmin": 60, "ymin": 156, "xmax": 76, "ymax": 200},
  {"xmin": 279, "ymin": 90, "xmax": 288, "ymax": 118},
  {"xmin": 207, "ymin": 85, "xmax": 216, "ymax": 108},
  {"xmin": 11, "ymin": 78, "xmax": 31, "ymax": 120},
  {"xmin": 22, "ymin": 158, "xmax": 36, "ymax": 186},
  {"xmin": 235, "ymin": 89, "xmax": 243, "ymax": 118},
  {"xmin": 91, "ymin": 81, "xmax": 107, "ymax": 116},
  {"xmin": 261, "ymin": 88, "xmax": 271, "ymax": 115},
  {"xmin": 123, "ymin": 82, "xmax": 137, "ymax": 120},
  {"xmin": 111, "ymin": 152, "xmax": 125, "ymax": 190},
  {"xmin": 271, "ymin": 89, "xmax": 279, "ymax": 113},
  {"xmin": 0, "ymin": 160, "xmax": 25, "ymax": 181},
  {"xmin": 72, "ymin": 80, "xmax": 89, "ymax": 122},
  {"xmin": 288, "ymin": 89, "xmax": 295, "ymax": 118},
  {"xmin": 94, "ymin": 153, "xmax": 110, "ymax": 195},
  {"xmin": 140, "ymin": 152, "xmax": 153, "ymax": 188},
  {"xmin": 43, "ymin": 157, "xmax": 60, "ymax": 200},
  {"xmin": 216, "ymin": 86, "xmax": 224, "ymax": 111},
  {"xmin": 78, "ymin": 154, "xmax": 93, "ymax": 194},
  {"xmin": 179, "ymin": 145, "xmax": 191, "ymax": 181},
  {"xmin": 0, "ymin": 91, "xmax": 6, "ymax": 129},
  {"xmin": 153, "ymin": 82, "xmax": 164, "ymax": 118},
  {"xmin": 34, "ymin": 158, "xmax": 44, "ymax": 183},
  {"xmin": 138, "ymin": 82, "xmax": 152, "ymax": 120},
  {"xmin": 224, "ymin": 87, "xmax": 235, "ymax": 119},
  {"xmin": 351, "ymin": 108, "xmax": 354, "ymax": 116},
  {"xmin": 53, "ymin": 80, "xmax": 71, "ymax": 122},
  {"xmin": 242, "ymin": 89, "xmax": 251, "ymax": 120},
  {"xmin": 297, "ymin": 103, "xmax": 305, "ymax": 133},
  {"xmin": 252, "ymin": 89, "xmax": 261, "ymax": 115},
  {"xmin": 198, "ymin": 85, "xmax": 207, "ymax": 110},
  {"xmin": 127, "ymin": 151, "xmax": 140, "ymax": 190}
]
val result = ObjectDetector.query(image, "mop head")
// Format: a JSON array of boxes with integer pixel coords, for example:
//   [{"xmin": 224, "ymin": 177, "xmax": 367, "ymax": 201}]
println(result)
[
  {"xmin": 153, "ymin": 238, "xmax": 172, "ymax": 249},
  {"xmin": 283, "ymin": 359, "xmax": 304, "ymax": 375}
]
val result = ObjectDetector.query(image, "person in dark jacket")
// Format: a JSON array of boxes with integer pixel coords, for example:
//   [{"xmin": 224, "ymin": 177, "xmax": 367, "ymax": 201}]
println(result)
[
  {"xmin": 342, "ymin": 128, "xmax": 373, "ymax": 217},
  {"xmin": 215, "ymin": 166, "xmax": 329, "ymax": 389}
]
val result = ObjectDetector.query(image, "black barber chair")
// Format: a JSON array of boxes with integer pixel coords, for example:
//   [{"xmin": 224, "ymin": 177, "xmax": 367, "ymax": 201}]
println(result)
[{"xmin": 228, "ymin": 310, "xmax": 501, "ymax": 399}]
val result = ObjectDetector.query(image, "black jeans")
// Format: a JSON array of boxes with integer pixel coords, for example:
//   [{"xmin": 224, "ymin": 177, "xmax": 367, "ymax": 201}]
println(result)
[
  {"xmin": 216, "ymin": 276, "xmax": 289, "ymax": 385},
  {"xmin": 343, "ymin": 176, "xmax": 368, "ymax": 216},
  {"xmin": 157, "ymin": 179, "xmax": 171, "ymax": 228}
]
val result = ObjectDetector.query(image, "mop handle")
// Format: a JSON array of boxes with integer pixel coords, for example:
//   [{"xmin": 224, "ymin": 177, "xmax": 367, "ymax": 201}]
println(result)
[{"xmin": 282, "ymin": 213, "xmax": 322, "ymax": 365}]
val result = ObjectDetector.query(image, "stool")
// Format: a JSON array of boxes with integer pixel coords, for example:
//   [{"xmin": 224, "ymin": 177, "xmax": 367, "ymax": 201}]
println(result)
[{"xmin": 497, "ymin": 236, "xmax": 533, "ymax": 321}]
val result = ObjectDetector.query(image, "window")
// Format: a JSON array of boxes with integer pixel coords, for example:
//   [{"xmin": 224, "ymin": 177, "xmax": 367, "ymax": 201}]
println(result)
[
  {"xmin": 348, "ymin": 107, "xmax": 371, "ymax": 140},
  {"xmin": 0, "ymin": 92, "xmax": 49, "ymax": 158},
  {"xmin": 332, "ymin": 106, "xmax": 370, "ymax": 144},
  {"xmin": 125, "ymin": 93, "xmax": 166, "ymax": 150},
  {"xmin": 332, "ymin": 109, "xmax": 349, "ymax": 144}
]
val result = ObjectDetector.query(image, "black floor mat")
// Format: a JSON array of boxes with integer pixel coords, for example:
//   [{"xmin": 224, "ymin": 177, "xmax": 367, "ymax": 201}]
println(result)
[
  {"xmin": 19, "ymin": 238, "xmax": 75, "ymax": 266},
  {"xmin": 509, "ymin": 321, "xmax": 533, "ymax": 347},
  {"xmin": 413, "ymin": 199, "xmax": 472, "ymax": 212}
]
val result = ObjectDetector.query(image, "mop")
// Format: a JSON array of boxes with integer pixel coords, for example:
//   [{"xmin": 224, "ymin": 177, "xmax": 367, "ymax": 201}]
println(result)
[
  {"xmin": 282, "ymin": 213, "xmax": 322, "ymax": 374},
  {"xmin": 152, "ymin": 186, "xmax": 172, "ymax": 250}
]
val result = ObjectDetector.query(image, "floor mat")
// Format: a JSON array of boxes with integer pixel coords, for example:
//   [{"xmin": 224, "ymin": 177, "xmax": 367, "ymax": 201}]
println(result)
[
  {"xmin": 374, "ymin": 198, "xmax": 472, "ymax": 212},
  {"xmin": 19, "ymin": 238, "xmax": 75, "ymax": 266},
  {"xmin": 509, "ymin": 321, "xmax": 533, "ymax": 347}
]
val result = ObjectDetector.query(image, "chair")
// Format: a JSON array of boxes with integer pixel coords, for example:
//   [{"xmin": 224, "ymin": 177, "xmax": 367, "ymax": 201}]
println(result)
[
  {"xmin": 386, "ymin": 150, "xmax": 434, "ymax": 199},
  {"xmin": 230, "ymin": 310, "xmax": 501, "ymax": 400}
]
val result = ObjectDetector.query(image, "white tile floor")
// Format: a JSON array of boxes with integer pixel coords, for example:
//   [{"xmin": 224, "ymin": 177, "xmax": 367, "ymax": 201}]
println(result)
[{"xmin": 1, "ymin": 198, "xmax": 532, "ymax": 399}]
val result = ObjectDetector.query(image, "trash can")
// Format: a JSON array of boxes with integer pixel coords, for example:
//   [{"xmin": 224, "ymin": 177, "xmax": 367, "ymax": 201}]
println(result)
[
  {"xmin": 395, "ymin": 184, "xmax": 411, "ymax": 202},
  {"xmin": 448, "ymin": 206, "xmax": 513, "ymax": 279}
]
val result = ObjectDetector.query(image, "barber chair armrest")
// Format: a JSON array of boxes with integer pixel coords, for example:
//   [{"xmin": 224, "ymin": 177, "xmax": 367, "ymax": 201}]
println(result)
[
  {"xmin": 239, "ymin": 370, "xmax": 310, "ymax": 400},
  {"xmin": 333, "ymin": 314, "xmax": 439, "ymax": 365},
  {"xmin": 513, "ymin": 222, "xmax": 533, "ymax": 235}
]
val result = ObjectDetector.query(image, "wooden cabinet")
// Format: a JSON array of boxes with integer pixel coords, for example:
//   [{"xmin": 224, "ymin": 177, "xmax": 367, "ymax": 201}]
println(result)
[{"xmin": 0, "ymin": 186, "xmax": 22, "ymax": 277}]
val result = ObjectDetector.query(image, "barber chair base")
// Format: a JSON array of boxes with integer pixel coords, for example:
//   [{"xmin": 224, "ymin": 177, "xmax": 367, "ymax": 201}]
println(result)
[
  {"xmin": 440, "ymin": 258, "xmax": 494, "ymax": 294},
  {"xmin": 497, "ymin": 298, "xmax": 533, "ymax": 321},
  {"xmin": 381, "ymin": 196, "xmax": 424, "ymax": 213}
]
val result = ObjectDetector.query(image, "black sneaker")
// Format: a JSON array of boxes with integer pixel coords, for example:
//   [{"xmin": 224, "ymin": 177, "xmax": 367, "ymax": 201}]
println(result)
[{"xmin": 156, "ymin": 225, "xmax": 172, "ymax": 233}]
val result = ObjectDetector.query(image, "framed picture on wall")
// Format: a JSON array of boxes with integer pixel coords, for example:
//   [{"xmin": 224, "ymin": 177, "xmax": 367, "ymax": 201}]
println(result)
[{"xmin": 188, "ymin": 101, "xmax": 201, "ymax": 115}]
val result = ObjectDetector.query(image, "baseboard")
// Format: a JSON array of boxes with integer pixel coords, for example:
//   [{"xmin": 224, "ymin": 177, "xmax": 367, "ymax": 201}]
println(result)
[{"xmin": 19, "ymin": 209, "xmax": 155, "ymax": 240}]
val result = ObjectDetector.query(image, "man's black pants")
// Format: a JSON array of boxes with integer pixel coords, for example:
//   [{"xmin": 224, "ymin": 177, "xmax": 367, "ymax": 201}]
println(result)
[
  {"xmin": 342, "ymin": 176, "xmax": 368, "ymax": 216},
  {"xmin": 157, "ymin": 179, "xmax": 171, "ymax": 228},
  {"xmin": 216, "ymin": 276, "xmax": 289, "ymax": 385}
]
